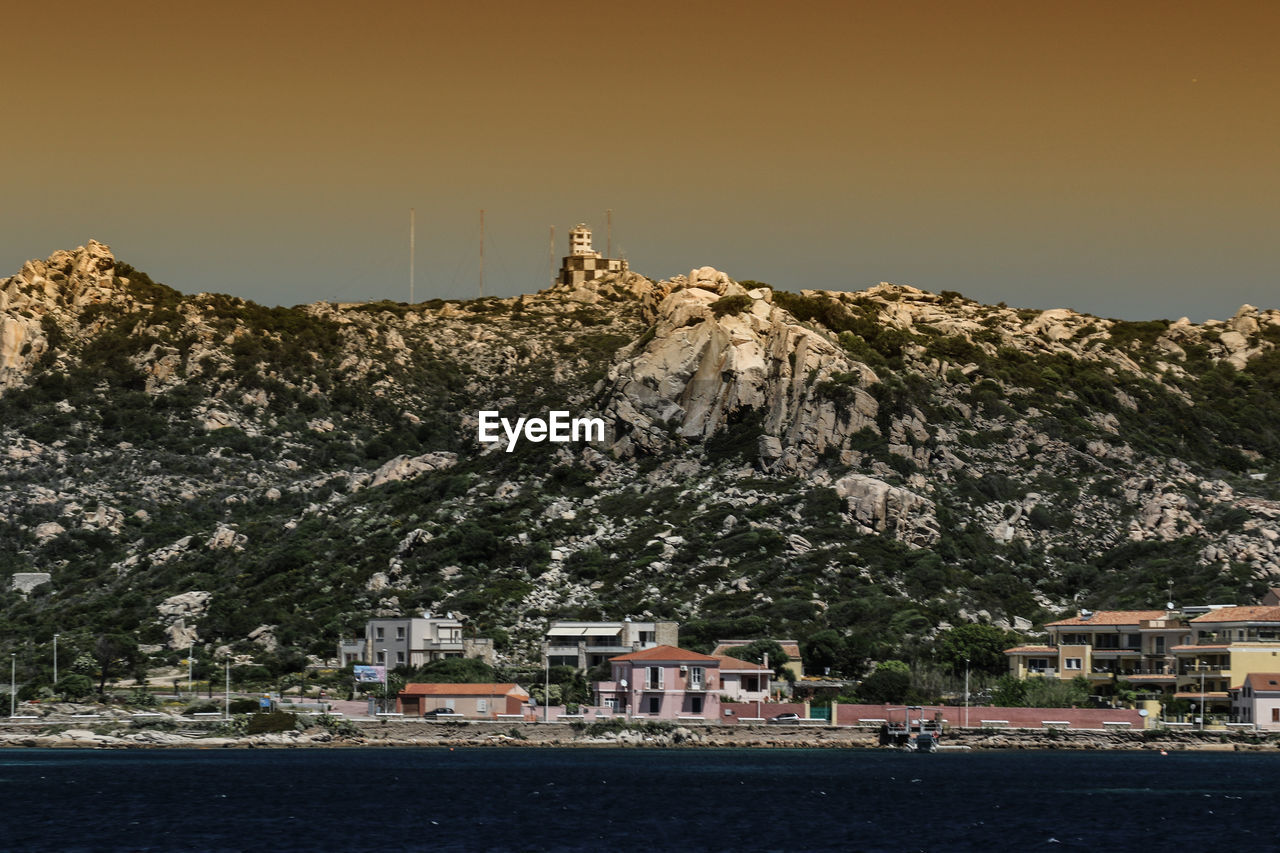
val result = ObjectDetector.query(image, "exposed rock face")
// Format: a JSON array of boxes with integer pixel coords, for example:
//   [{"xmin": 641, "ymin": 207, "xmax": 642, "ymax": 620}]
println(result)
[
  {"xmin": 833, "ymin": 473, "xmax": 939, "ymax": 545},
  {"xmin": 365, "ymin": 452, "xmax": 459, "ymax": 489},
  {"xmin": 604, "ymin": 267, "xmax": 878, "ymax": 470},
  {"xmin": 156, "ymin": 591, "xmax": 212, "ymax": 650},
  {"xmin": 11, "ymin": 572, "xmax": 51, "ymax": 593}
]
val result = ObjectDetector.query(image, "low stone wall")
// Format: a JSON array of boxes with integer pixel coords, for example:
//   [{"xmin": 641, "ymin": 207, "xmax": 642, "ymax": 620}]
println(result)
[{"xmin": 4, "ymin": 716, "xmax": 1280, "ymax": 751}]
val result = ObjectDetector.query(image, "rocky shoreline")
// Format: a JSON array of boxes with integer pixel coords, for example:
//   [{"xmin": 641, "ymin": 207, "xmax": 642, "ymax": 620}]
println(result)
[{"xmin": 4, "ymin": 718, "xmax": 1280, "ymax": 752}]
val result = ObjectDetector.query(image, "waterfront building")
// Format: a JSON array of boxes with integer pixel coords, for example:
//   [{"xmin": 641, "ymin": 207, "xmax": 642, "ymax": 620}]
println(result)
[
  {"xmin": 545, "ymin": 619, "xmax": 678, "ymax": 670},
  {"xmin": 593, "ymin": 645, "xmax": 721, "ymax": 720},
  {"xmin": 337, "ymin": 611, "xmax": 494, "ymax": 670}
]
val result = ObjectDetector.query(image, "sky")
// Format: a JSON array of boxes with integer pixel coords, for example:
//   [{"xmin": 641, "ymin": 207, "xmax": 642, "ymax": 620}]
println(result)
[{"xmin": 3, "ymin": 0, "xmax": 1277, "ymax": 321}]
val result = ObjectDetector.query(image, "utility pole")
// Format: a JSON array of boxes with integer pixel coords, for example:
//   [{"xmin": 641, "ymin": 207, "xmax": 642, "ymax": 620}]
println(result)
[
  {"xmin": 478, "ymin": 209, "xmax": 485, "ymax": 298},
  {"xmin": 409, "ymin": 208, "xmax": 415, "ymax": 305}
]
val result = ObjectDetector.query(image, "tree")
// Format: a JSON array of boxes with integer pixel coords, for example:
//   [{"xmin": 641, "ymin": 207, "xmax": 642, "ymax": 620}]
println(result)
[
  {"xmin": 855, "ymin": 660, "xmax": 912, "ymax": 704},
  {"xmin": 93, "ymin": 633, "xmax": 142, "ymax": 694},
  {"xmin": 55, "ymin": 674, "xmax": 94, "ymax": 701},
  {"xmin": 934, "ymin": 623, "xmax": 1019, "ymax": 676},
  {"xmin": 410, "ymin": 657, "xmax": 496, "ymax": 684},
  {"xmin": 801, "ymin": 630, "xmax": 847, "ymax": 676},
  {"xmin": 725, "ymin": 640, "xmax": 790, "ymax": 678}
]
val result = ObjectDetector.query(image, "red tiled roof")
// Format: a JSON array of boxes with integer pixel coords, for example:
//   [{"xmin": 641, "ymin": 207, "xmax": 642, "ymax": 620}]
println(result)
[
  {"xmin": 399, "ymin": 683, "xmax": 527, "ymax": 696},
  {"xmin": 1045, "ymin": 610, "xmax": 1169, "ymax": 627},
  {"xmin": 1171, "ymin": 644, "xmax": 1229, "ymax": 651},
  {"xmin": 1004, "ymin": 645, "xmax": 1057, "ymax": 654},
  {"xmin": 1243, "ymin": 673, "xmax": 1280, "ymax": 691},
  {"xmin": 609, "ymin": 644, "xmax": 720, "ymax": 663},
  {"xmin": 713, "ymin": 654, "xmax": 770, "ymax": 673},
  {"xmin": 1190, "ymin": 606, "xmax": 1280, "ymax": 623}
]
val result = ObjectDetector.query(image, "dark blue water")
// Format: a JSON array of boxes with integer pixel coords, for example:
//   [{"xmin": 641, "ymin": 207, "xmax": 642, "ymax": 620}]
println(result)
[{"xmin": 1, "ymin": 747, "xmax": 1275, "ymax": 852}]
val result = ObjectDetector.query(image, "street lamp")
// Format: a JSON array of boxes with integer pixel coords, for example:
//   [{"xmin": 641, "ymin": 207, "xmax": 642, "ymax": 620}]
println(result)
[{"xmin": 964, "ymin": 658, "xmax": 971, "ymax": 729}]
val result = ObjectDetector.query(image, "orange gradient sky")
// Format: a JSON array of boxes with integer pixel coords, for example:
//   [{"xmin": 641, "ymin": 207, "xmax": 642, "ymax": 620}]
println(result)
[{"xmin": 3, "ymin": 0, "xmax": 1277, "ymax": 319}]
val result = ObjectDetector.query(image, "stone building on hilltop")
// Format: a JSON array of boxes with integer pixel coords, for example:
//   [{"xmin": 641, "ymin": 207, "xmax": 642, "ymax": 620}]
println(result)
[{"xmin": 558, "ymin": 223, "xmax": 627, "ymax": 288}]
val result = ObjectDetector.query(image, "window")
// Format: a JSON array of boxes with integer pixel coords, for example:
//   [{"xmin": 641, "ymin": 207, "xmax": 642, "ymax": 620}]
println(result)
[
  {"xmin": 647, "ymin": 696, "xmax": 660, "ymax": 714},
  {"xmin": 396, "ymin": 626, "xmax": 405, "ymax": 639},
  {"xmin": 646, "ymin": 666, "xmax": 664, "ymax": 690},
  {"xmin": 1065, "ymin": 658, "xmax": 1083, "ymax": 670},
  {"xmin": 377, "ymin": 651, "xmax": 386, "ymax": 664},
  {"xmin": 375, "ymin": 627, "xmax": 385, "ymax": 641},
  {"xmin": 1273, "ymin": 708, "xmax": 1279, "ymax": 723},
  {"xmin": 1155, "ymin": 637, "xmax": 1165, "ymax": 653},
  {"xmin": 1028, "ymin": 658, "xmax": 1050, "ymax": 672},
  {"xmin": 476, "ymin": 699, "xmax": 488, "ymax": 712},
  {"xmin": 744, "ymin": 676, "xmax": 759, "ymax": 693},
  {"xmin": 690, "ymin": 696, "xmax": 703, "ymax": 714},
  {"xmin": 396, "ymin": 651, "xmax": 405, "ymax": 665},
  {"xmin": 689, "ymin": 666, "xmax": 705, "ymax": 689}
]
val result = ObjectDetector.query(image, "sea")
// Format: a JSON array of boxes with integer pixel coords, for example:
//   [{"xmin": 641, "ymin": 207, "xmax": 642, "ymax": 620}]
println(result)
[{"xmin": 1, "ymin": 747, "xmax": 1275, "ymax": 852}]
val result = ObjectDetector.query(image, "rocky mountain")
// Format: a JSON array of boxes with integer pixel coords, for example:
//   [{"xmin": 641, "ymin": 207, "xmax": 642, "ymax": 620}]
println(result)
[{"xmin": 3, "ymin": 241, "xmax": 1280, "ymax": 675}]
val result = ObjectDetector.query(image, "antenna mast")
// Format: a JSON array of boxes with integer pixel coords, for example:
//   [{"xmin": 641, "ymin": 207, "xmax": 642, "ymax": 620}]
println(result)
[
  {"xmin": 479, "ymin": 208, "xmax": 485, "ymax": 298},
  {"xmin": 548, "ymin": 225, "xmax": 556, "ymax": 287},
  {"xmin": 409, "ymin": 208, "xmax": 415, "ymax": 305}
]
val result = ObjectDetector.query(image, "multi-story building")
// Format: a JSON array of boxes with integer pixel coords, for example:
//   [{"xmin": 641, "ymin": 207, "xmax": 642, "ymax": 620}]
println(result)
[
  {"xmin": 593, "ymin": 645, "xmax": 721, "ymax": 720},
  {"xmin": 337, "ymin": 611, "xmax": 494, "ymax": 670},
  {"xmin": 1230, "ymin": 672, "xmax": 1280, "ymax": 729},
  {"xmin": 545, "ymin": 619, "xmax": 678, "ymax": 670},
  {"xmin": 1171, "ymin": 606, "xmax": 1280, "ymax": 719},
  {"xmin": 1004, "ymin": 609, "xmax": 1191, "ymax": 697}
]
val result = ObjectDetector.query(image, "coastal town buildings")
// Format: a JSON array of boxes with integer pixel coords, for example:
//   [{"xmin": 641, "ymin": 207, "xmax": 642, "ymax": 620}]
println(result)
[
  {"xmin": 711, "ymin": 639, "xmax": 804, "ymax": 680},
  {"xmin": 1230, "ymin": 672, "xmax": 1280, "ymax": 729},
  {"xmin": 396, "ymin": 683, "xmax": 529, "ymax": 719},
  {"xmin": 593, "ymin": 645, "xmax": 723, "ymax": 720},
  {"xmin": 1004, "ymin": 609, "xmax": 1190, "ymax": 697},
  {"xmin": 1173, "ymin": 606, "xmax": 1280, "ymax": 718},
  {"xmin": 337, "ymin": 612, "xmax": 494, "ymax": 670},
  {"xmin": 544, "ymin": 619, "xmax": 678, "ymax": 670}
]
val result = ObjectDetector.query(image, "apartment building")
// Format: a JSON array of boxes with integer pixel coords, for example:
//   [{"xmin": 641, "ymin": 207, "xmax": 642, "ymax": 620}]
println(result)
[{"xmin": 545, "ymin": 619, "xmax": 678, "ymax": 670}]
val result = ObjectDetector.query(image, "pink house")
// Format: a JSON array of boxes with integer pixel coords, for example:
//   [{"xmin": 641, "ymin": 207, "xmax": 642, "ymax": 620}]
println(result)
[{"xmin": 594, "ymin": 645, "xmax": 721, "ymax": 720}]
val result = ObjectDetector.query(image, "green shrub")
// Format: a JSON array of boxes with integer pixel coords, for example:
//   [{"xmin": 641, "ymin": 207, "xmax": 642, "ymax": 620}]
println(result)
[
  {"xmin": 245, "ymin": 710, "xmax": 299, "ymax": 735},
  {"xmin": 710, "ymin": 294, "xmax": 752, "ymax": 317}
]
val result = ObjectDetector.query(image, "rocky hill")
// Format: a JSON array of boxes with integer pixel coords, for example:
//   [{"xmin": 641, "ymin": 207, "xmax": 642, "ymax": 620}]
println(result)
[{"xmin": 3, "ymin": 241, "xmax": 1280, "ymax": 676}]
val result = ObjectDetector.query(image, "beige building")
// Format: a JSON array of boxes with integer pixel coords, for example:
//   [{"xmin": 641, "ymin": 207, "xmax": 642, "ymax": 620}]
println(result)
[
  {"xmin": 336, "ymin": 612, "xmax": 494, "ymax": 671},
  {"xmin": 545, "ymin": 619, "xmax": 679, "ymax": 670},
  {"xmin": 711, "ymin": 640, "xmax": 804, "ymax": 681},
  {"xmin": 1004, "ymin": 610, "xmax": 1190, "ymax": 696},
  {"xmin": 1172, "ymin": 606, "xmax": 1280, "ymax": 718}
]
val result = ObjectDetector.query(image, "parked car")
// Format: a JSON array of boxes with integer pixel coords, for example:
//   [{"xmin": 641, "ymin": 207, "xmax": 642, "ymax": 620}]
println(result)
[
  {"xmin": 422, "ymin": 708, "xmax": 458, "ymax": 718},
  {"xmin": 766, "ymin": 712, "xmax": 800, "ymax": 724}
]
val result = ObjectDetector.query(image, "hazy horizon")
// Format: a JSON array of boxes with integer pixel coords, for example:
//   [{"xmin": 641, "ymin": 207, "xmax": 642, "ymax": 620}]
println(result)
[{"xmin": 4, "ymin": 1, "xmax": 1277, "ymax": 322}]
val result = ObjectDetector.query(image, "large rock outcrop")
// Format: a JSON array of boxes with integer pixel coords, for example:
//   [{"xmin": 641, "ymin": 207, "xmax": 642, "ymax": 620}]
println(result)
[{"xmin": 604, "ymin": 266, "xmax": 879, "ymax": 470}]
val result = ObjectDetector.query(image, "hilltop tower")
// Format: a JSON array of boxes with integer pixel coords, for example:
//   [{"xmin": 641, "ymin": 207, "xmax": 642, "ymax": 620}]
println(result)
[{"xmin": 558, "ymin": 223, "xmax": 627, "ymax": 287}]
